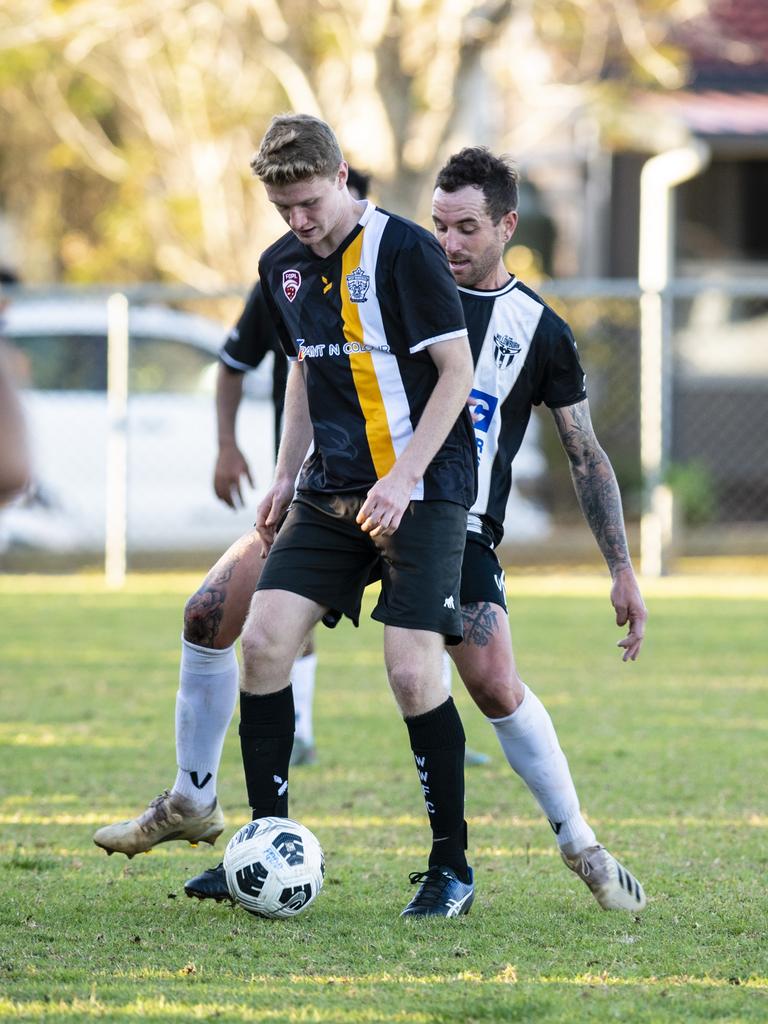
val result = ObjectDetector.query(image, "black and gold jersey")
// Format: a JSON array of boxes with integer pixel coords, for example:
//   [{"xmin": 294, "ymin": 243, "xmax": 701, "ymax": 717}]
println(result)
[
  {"xmin": 258, "ymin": 201, "xmax": 476, "ymax": 507},
  {"xmin": 460, "ymin": 277, "xmax": 587, "ymax": 547}
]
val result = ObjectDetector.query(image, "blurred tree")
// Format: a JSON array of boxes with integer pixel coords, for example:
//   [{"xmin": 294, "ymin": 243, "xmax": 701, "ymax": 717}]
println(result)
[{"xmin": 0, "ymin": 0, "xmax": 695, "ymax": 284}]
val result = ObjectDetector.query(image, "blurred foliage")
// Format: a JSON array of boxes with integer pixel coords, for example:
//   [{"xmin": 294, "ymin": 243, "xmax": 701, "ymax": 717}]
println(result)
[
  {"xmin": 0, "ymin": 0, "xmax": 696, "ymax": 285},
  {"xmin": 665, "ymin": 460, "xmax": 717, "ymax": 527}
]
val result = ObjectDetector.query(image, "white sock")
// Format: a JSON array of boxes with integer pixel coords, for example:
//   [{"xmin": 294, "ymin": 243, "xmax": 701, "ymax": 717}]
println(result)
[
  {"xmin": 441, "ymin": 650, "xmax": 452, "ymax": 694},
  {"xmin": 171, "ymin": 637, "xmax": 239, "ymax": 810},
  {"xmin": 291, "ymin": 653, "xmax": 317, "ymax": 745},
  {"xmin": 490, "ymin": 684, "xmax": 597, "ymax": 853}
]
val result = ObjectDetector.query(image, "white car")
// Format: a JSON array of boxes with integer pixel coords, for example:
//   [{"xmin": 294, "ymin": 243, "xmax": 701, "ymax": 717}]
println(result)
[{"xmin": 1, "ymin": 298, "xmax": 276, "ymax": 555}]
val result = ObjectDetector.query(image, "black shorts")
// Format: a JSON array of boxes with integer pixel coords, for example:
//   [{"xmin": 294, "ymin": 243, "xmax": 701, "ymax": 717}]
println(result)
[
  {"xmin": 459, "ymin": 538, "xmax": 508, "ymax": 613},
  {"xmin": 256, "ymin": 494, "xmax": 468, "ymax": 644}
]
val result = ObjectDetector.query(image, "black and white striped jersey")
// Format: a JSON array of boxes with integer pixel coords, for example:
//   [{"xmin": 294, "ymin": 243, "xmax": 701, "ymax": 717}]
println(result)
[{"xmin": 460, "ymin": 277, "xmax": 587, "ymax": 547}]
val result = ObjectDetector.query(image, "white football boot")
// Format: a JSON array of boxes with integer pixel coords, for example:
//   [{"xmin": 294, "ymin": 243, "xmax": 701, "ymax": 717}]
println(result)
[
  {"xmin": 561, "ymin": 844, "xmax": 647, "ymax": 911},
  {"xmin": 93, "ymin": 790, "xmax": 225, "ymax": 858}
]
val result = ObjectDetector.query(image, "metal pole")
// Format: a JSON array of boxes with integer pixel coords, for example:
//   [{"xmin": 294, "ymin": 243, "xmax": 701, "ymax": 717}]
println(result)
[
  {"xmin": 105, "ymin": 292, "xmax": 129, "ymax": 589},
  {"xmin": 638, "ymin": 141, "xmax": 710, "ymax": 576}
]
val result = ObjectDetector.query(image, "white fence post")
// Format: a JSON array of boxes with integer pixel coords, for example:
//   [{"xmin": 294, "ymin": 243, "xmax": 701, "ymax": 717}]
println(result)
[
  {"xmin": 638, "ymin": 141, "xmax": 710, "ymax": 576},
  {"xmin": 105, "ymin": 292, "xmax": 129, "ymax": 589}
]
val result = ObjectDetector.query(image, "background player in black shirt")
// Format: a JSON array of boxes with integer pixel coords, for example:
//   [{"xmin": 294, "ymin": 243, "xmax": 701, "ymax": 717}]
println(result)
[{"xmin": 432, "ymin": 147, "xmax": 648, "ymax": 911}]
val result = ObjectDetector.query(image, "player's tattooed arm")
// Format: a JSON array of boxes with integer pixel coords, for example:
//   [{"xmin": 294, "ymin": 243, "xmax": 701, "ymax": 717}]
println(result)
[
  {"xmin": 462, "ymin": 602, "xmax": 502, "ymax": 648},
  {"xmin": 551, "ymin": 400, "xmax": 632, "ymax": 577}
]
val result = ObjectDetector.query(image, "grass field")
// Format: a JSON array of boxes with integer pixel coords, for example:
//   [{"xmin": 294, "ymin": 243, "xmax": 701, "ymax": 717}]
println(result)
[{"xmin": 1, "ymin": 572, "xmax": 767, "ymax": 1023}]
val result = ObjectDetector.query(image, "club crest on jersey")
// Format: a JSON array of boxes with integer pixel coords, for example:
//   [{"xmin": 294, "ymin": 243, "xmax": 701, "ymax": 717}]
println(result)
[
  {"xmin": 493, "ymin": 332, "xmax": 520, "ymax": 370},
  {"xmin": 282, "ymin": 269, "xmax": 301, "ymax": 302},
  {"xmin": 345, "ymin": 266, "xmax": 370, "ymax": 303}
]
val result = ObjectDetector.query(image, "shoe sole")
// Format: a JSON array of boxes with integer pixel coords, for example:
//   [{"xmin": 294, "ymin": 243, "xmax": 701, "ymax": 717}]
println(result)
[
  {"xmin": 184, "ymin": 888, "xmax": 234, "ymax": 904},
  {"xmin": 595, "ymin": 882, "xmax": 647, "ymax": 912},
  {"xmin": 94, "ymin": 824, "xmax": 224, "ymax": 859}
]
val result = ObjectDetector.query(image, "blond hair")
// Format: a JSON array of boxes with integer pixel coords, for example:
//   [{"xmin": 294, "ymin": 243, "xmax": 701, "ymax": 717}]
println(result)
[{"xmin": 251, "ymin": 114, "xmax": 343, "ymax": 185}]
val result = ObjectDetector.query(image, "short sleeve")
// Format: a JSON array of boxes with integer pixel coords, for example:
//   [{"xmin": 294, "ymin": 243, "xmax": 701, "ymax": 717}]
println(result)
[
  {"xmin": 219, "ymin": 281, "xmax": 281, "ymax": 371},
  {"xmin": 257, "ymin": 264, "xmax": 299, "ymax": 361},
  {"xmin": 391, "ymin": 230, "xmax": 467, "ymax": 354},
  {"xmin": 539, "ymin": 321, "xmax": 587, "ymax": 409}
]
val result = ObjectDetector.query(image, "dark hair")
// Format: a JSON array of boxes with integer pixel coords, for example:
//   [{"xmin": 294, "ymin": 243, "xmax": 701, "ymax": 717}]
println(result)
[
  {"xmin": 435, "ymin": 147, "xmax": 519, "ymax": 223},
  {"xmin": 0, "ymin": 268, "xmax": 19, "ymax": 286},
  {"xmin": 346, "ymin": 167, "xmax": 371, "ymax": 199}
]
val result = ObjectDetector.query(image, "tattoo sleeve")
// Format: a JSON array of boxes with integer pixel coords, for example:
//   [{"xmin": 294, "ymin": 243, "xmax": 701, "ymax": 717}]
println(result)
[{"xmin": 551, "ymin": 401, "xmax": 632, "ymax": 576}]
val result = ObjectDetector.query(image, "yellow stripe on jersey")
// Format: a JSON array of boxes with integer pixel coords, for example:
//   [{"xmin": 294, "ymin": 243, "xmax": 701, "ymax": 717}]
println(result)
[{"xmin": 341, "ymin": 232, "xmax": 397, "ymax": 478}]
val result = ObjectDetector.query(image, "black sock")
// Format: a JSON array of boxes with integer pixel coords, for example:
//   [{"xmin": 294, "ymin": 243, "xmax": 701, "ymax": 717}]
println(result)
[
  {"xmin": 239, "ymin": 686, "xmax": 294, "ymax": 820},
  {"xmin": 405, "ymin": 697, "xmax": 469, "ymax": 882}
]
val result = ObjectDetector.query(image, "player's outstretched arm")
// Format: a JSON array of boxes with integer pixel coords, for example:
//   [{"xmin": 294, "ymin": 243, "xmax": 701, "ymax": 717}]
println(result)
[
  {"xmin": 551, "ymin": 399, "xmax": 647, "ymax": 661},
  {"xmin": 255, "ymin": 361, "xmax": 312, "ymax": 556},
  {"xmin": 358, "ymin": 335, "xmax": 474, "ymax": 538},
  {"xmin": 0, "ymin": 346, "xmax": 29, "ymax": 506},
  {"xmin": 214, "ymin": 363, "xmax": 254, "ymax": 509}
]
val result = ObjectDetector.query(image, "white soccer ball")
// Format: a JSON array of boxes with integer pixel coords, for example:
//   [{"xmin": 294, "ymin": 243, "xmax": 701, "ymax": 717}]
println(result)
[{"xmin": 223, "ymin": 816, "xmax": 324, "ymax": 919}]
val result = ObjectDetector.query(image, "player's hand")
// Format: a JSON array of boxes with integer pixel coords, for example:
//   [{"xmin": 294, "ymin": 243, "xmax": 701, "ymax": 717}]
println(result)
[
  {"xmin": 356, "ymin": 471, "xmax": 414, "ymax": 538},
  {"xmin": 255, "ymin": 478, "xmax": 294, "ymax": 557},
  {"xmin": 611, "ymin": 567, "xmax": 647, "ymax": 662},
  {"xmin": 214, "ymin": 445, "xmax": 254, "ymax": 509}
]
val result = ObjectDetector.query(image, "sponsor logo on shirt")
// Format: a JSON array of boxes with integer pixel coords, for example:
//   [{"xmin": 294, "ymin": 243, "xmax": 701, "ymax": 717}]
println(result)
[
  {"xmin": 469, "ymin": 388, "xmax": 499, "ymax": 466},
  {"xmin": 493, "ymin": 332, "xmax": 520, "ymax": 370},
  {"xmin": 345, "ymin": 266, "xmax": 370, "ymax": 303},
  {"xmin": 283, "ymin": 269, "xmax": 302, "ymax": 302},
  {"xmin": 469, "ymin": 389, "xmax": 498, "ymax": 433},
  {"xmin": 296, "ymin": 339, "xmax": 390, "ymax": 360}
]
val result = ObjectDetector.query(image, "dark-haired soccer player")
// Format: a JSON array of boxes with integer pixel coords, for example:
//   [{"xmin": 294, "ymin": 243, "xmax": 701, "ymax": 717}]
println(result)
[{"xmin": 431, "ymin": 146, "xmax": 647, "ymax": 910}]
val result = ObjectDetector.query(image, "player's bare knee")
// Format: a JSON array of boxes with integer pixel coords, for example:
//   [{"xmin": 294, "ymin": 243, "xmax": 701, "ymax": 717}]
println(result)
[
  {"xmin": 386, "ymin": 661, "xmax": 433, "ymax": 714},
  {"xmin": 240, "ymin": 618, "xmax": 272, "ymax": 669},
  {"xmin": 462, "ymin": 665, "xmax": 524, "ymax": 718}
]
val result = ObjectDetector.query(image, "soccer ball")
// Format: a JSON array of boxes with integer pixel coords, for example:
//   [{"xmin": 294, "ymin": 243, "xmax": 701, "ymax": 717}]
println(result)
[{"xmin": 223, "ymin": 816, "xmax": 324, "ymax": 919}]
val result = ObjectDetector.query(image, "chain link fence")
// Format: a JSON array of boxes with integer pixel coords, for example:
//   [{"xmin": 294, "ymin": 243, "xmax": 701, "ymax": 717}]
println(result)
[{"xmin": 1, "ymin": 281, "xmax": 766, "ymax": 575}]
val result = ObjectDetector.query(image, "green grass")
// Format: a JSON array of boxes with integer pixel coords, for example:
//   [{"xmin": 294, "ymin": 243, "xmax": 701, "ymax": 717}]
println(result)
[{"xmin": 1, "ymin": 573, "xmax": 767, "ymax": 1022}]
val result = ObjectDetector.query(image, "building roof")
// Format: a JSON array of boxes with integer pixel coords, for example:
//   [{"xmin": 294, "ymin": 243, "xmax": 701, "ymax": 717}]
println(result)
[
  {"xmin": 679, "ymin": 0, "xmax": 768, "ymax": 90},
  {"xmin": 641, "ymin": 89, "xmax": 768, "ymax": 137}
]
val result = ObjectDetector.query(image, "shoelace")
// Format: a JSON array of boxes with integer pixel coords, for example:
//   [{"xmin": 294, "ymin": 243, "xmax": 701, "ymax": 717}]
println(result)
[
  {"xmin": 140, "ymin": 791, "xmax": 174, "ymax": 832},
  {"xmin": 407, "ymin": 868, "xmax": 453, "ymax": 907}
]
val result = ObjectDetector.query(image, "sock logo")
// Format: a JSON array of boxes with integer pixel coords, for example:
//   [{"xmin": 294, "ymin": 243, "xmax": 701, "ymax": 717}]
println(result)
[
  {"xmin": 273, "ymin": 774, "xmax": 289, "ymax": 797},
  {"xmin": 190, "ymin": 771, "xmax": 212, "ymax": 790},
  {"xmin": 414, "ymin": 754, "xmax": 435, "ymax": 815},
  {"xmin": 549, "ymin": 819, "xmax": 563, "ymax": 835}
]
